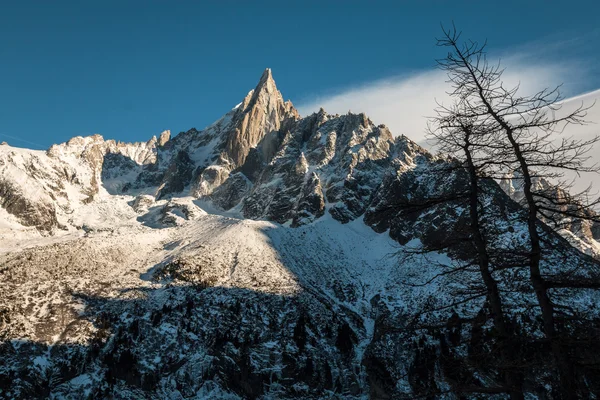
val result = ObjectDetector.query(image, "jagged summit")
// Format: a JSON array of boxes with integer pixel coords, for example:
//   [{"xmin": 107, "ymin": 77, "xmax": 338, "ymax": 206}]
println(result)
[
  {"xmin": 223, "ymin": 68, "xmax": 299, "ymax": 167},
  {"xmin": 255, "ymin": 67, "xmax": 275, "ymax": 92},
  {"xmin": 0, "ymin": 68, "xmax": 423, "ymax": 233},
  {"xmin": 0, "ymin": 68, "xmax": 596, "ymax": 248},
  {"xmin": 157, "ymin": 130, "xmax": 171, "ymax": 146}
]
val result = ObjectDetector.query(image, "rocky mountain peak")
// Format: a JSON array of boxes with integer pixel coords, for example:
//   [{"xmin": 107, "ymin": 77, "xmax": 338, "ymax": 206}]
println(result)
[
  {"xmin": 223, "ymin": 69, "xmax": 299, "ymax": 168},
  {"xmin": 158, "ymin": 130, "xmax": 171, "ymax": 146},
  {"xmin": 255, "ymin": 68, "xmax": 276, "ymax": 94}
]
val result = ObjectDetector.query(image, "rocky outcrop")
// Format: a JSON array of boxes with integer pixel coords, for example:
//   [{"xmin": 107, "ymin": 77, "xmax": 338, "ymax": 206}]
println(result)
[
  {"xmin": 156, "ymin": 151, "xmax": 195, "ymax": 199},
  {"xmin": 501, "ymin": 174, "xmax": 600, "ymax": 257},
  {"xmin": 222, "ymin": 68, "xmax": 299, "ymax": 168},
  {"xmin": 292, "ymin": 172, "xmax": 325, "ymax": 226},
  {"xmin": 160, "ymin": 199, "xmax": 204, "ymax": 225},
  {"xmin": 241, "ymin": 110, "xmax": 401, "ymax": 225},
  {"xmin": 0, "ymin": 147, "xmax": 75, "ymax": 231},
  {"xmin": 191, "ymin": 165, "xmax": 231, "ymax": 198},
  {"xmin": 210, "ymin": 172, "xmax": 252, "ymax": 210},
  {"xmin": 0, "ymin": 177, "xmax": 58, "ymax": 231},
  {"xmin": 158, "ymin": 130, "xmax": 171, "ymax": 147},
  {"xmin": 46, "ymin": 134, "xmax": 160, "ymax": 198},
  {"xmin": 132, "ymin": 194, "xmax": 155, "ymax": 213},
  {"xmin": 47, "ymin": 134, "xmax": 158, "ymax": 169}
]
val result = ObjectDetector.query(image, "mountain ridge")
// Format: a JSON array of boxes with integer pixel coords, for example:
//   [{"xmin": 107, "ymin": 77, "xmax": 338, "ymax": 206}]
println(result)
[
  {"xmin": 3, "ymin": 68, "xmax": 597, "ymax": 254},
  {"xmin": 0, "ymin": 68, "xmax": 430, "ymax": 235}
]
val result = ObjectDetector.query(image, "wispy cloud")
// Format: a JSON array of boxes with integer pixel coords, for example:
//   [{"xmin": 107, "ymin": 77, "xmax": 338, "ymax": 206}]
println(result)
[
  {"xmin": 0, "ymin": 132, "xmax": 47, "ymax": 149},
  {"xmin": 297, "ymin": 54, "xmax": 591, "ymax": 148}
]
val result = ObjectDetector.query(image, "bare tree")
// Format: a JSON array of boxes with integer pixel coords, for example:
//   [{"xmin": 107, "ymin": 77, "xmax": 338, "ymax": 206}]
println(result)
[
  {"xmin": 372, "ymin": 151, "xmax": 531, "ymax": 396},
  {"xmin": 428, "ymin": 98, "xmax": 524, "ymax": 398},
  {"xmin": 436, "ymin": 23, "xmax": 600, "ymax": 398}
]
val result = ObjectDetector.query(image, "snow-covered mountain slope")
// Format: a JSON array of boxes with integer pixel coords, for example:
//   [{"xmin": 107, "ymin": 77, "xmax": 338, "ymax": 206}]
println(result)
[
  {"xmin": 2, "ymin": 70, "xmax": 600, "ymax": 399},
  {"xmin": 0, "ymin": 203, "xmax": 433, "ymax": 398},
  {"xmin": 0, "ymin": 131, "xmax": 167, "ymax": 236},
  {"xmin": 2, "ymin": 179, "xmax": 599, "ymax": 398}
]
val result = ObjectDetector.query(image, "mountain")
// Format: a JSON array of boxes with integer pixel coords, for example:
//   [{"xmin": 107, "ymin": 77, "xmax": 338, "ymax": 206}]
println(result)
[
  {"xmin": 1, "ymin": 70, "xmax": 600, "ymax": 399},
  {"xmin": 500, "ymin": 174, "xmax": 600, "ymax": 258}
]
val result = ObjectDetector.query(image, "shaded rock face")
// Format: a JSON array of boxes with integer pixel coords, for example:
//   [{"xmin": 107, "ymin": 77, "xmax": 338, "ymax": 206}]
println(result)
[
  {"xmin": 48, "ymin": 134, "xmax": 159, "ymax": 196},
  {"xmin": 209, "ymin": 172, "xmax": 252, "ymax": 210},
  {"xmin": 241, "ymin": 110, "xmax": 402, "ymax": 225},
  {"xmin": 156, "ymin": 151, "xmax": 195, "ymax": 200},
  {"xmin": 191, "ymin": 165, "xmax": 231, "ymax": 198},
  {"xmin": 292, "ymin": 172, "xmax": 325, "ymax": 227},
  {"xmin": 47, "ymin": 134, "xmax": 158, "ymax": 167},
  {"xmin": 101, "ymin": 153, "xmax": 138, "ymax": 181},
  {"xmin": 159, "ymin": 199, "xmax": 204, "ymax": 225},
  {"xmin": 132, "ymin": 194, "xmax": 154, "ymax": 213},
  {"xmin": 0, "ymin": 177, "xmax": 58, "ymax": 231},
  {"xmin": 364, "ymin": 156, "xmax": 517, "ymax": 254},
  {"xmin": 0, "ymin": 148, "xmax": 76, "ymax": 231}
]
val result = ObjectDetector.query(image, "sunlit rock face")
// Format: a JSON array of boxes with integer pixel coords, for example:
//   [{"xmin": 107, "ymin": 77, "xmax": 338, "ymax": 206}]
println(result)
[
  {"xmin": 500, "ymin": 173, "xmax": 600, "ymax": 258},
  {"xmin": 2, "ymin": 69, "xmax": 600, "ymax": 399},
  {"xmin": 223, "ymin": 68, "xmax": 299, "ymax": 168}
]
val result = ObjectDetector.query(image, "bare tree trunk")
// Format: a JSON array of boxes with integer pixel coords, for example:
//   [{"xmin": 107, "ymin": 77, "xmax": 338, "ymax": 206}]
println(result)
[
  {"xmin": 502, "ymin": 129, "xmax": 576, "ymax": 399},
  {"xmin": 463, "ymin": 134, "xmax": 524, "ymax": 400}
]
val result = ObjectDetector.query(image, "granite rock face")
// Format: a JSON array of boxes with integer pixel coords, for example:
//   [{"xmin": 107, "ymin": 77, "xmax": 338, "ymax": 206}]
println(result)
[
  {"xmin": 0, "ymin": 146, "xmax": 70, "ymax": 231},
  {"xmin": 209, "ymin": 172, "xmax": 252, "ymax": 211},
  {"xmin": 222, "ymin": 68, "xmax": 299, "ymax": 168},
  {"xmin": 132, "ymin": 194, "xmax": 155, "ymax": 213},
  {"xmin": 241, "ymin": 110, "xmax": 401, "ymax": 225},
  {"xmin": 158, "ymin": 130, "xmax": 171, "ymax": 147},
  {"xmin": 156, "ymin": 151, "xmax": 195, "ymax": 200}
]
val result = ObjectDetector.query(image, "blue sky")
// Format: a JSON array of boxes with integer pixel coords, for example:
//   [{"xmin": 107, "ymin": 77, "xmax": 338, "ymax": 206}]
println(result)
[{"xmin": 1, "ymin": 1, "xmax": 599, "ymax": 149}]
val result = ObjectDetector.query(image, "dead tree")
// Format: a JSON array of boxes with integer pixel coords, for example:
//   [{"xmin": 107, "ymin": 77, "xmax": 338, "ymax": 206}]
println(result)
[
  {"xmin": 428, "ymin": 99, "xmax": 524, "ymax": 398},
  {"xmin": 436, "ymin": 24, "xmax": 600, "ymax": 399}
]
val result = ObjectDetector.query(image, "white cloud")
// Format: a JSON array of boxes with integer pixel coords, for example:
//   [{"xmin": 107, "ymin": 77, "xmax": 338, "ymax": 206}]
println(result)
[{"xmin": 297, "ymin": 58, "xmax": 585, "ymax": 148}]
